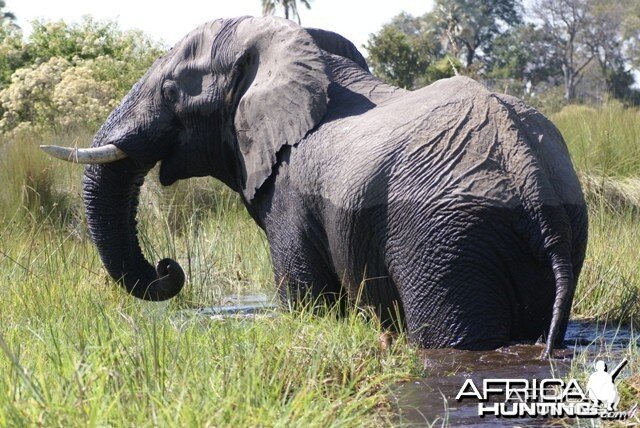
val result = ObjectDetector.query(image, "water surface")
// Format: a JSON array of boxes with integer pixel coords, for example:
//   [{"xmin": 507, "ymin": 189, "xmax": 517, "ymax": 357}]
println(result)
[{"xmin": 392, "ymin": 320, "xmax": 638, "ymax": 426}]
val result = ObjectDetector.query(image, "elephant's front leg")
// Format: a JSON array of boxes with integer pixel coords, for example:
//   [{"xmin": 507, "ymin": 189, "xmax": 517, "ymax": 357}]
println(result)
[{"xmin": 268, "ymin": 230, "xmax": 343, "ymax": 310}]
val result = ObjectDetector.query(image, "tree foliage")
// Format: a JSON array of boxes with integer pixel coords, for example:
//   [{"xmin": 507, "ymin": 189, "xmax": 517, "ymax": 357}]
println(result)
[
  {"xmin": 623, "ymin": 2, "xmax": 640, "ymax": 70},
  {"xmin": 366, "ymin": 0, "xmax": 640, "ymax": 104},
  {"xmin": 0, "ymin": 0, "xmax": 15, "ymax": 24},
  {"xmin": 0, "ymin": 17, "xmax": 165, "ymax": 133},
  {"xmin": 365, "ymin": 13, "xmax": 458, "ymax": 89},
  {"xmin": 585, "ymin": 0, "xmax": 639, "ymax": 100},
  {"xmin": 27, "ymin": 18, "xmax": 161, "ymax": 62},
  {"xmin": 531, "ymin": 0, "xmax": 596, "ymax": 101},
  {"xmin": 487, "ymin": 24, "xmax": 563, "ymax": 85},
  {"xmin": 0, "ymin": 23, "xmax": 28, "ymax": 86},
  {"xmin": 430, "ymin": 0, "xmax": 522, "ymax": 69},
  {"xmin": 527, "ymin": 0, "xmax": 640, "ymax": 102}
]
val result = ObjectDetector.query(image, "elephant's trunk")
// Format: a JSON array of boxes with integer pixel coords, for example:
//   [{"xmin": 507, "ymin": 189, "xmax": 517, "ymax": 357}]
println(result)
[
  {"xmin": 83, "ymin": 160, "xmax": 184, "ymax": 300},
  {"xmin": 81, "ymin": 82, "xmax": 185, "ymax": 301}
]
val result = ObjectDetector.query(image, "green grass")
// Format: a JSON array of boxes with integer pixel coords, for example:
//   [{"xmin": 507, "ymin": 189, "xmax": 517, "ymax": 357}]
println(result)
[
  {"xmin": 0, "ymin": 130, "xmax": 421, "ymax": 426},
  {"xmin": 0, "ymin": 103, "xmax": 639, "ymax": 425},
  {"xmin": 550, "ymin": 105, "xmax": 640, "ymax": 423},
  {"xmin": 550, "ymin": 104, "xmax": 640, "ymax": 323},
  {"xmin": 0, "ymin": 274, "xmax": 418, "ymax": 425},
  {"xmin": 551, "ymin": 102, "xmax": 640, "ymax": 178}
]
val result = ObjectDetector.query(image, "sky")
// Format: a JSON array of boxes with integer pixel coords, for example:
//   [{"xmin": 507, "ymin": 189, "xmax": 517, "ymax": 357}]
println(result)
[{"xmin": 10, "ymin": 0, "xmax": 434, "ymax": 52}]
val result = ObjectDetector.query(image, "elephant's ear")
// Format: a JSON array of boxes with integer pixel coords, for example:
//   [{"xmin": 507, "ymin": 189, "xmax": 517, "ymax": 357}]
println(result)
[
  {"xmin": 230, "ymin": 17, "xmax": 329, "ymax": 201},
  {"xmin": 304, "ymin": 28, "xmax": 369, "ymax": 71}
]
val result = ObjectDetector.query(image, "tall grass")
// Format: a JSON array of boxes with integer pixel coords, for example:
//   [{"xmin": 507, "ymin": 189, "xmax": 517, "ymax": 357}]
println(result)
[
  {"xmin": 552, "ymin": 103, "xmax": 640, "ymax": 178},
  {"xmin": 0, "ymin": 261, "xmax": 418, "ymax": 425},
  {"xmin": 0, "ymin": 129, "xmax": 421, "ymax": 426},
  {"xmin": 548, "ymin": 104, "xmax": 640, "ymax": 324}
]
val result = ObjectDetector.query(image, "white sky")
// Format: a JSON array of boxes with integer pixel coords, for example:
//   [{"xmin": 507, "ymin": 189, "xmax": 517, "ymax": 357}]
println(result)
[{"xmin": 10, "ymin": 0, "xmax": 434, "ymax": 52}]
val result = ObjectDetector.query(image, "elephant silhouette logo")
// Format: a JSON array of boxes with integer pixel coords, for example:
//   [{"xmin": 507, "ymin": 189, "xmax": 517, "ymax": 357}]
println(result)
[{"xmin": 586, "ymin": 359, "xmax": 627, "ymax": 411}]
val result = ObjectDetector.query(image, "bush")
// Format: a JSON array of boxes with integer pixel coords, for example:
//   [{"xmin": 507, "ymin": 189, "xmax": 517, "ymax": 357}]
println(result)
[
  {"xmin": 52, "ymin": 60, "xmax": 119, "ymax": 129},
  {"xmin": 0, "ymin": 57, "xmax": 71, "ymax": 132},
  {"xmin": 25, "ymin": 18, "xmax": 165, "ymax": 95},
  {"xmin": 0, "ymin": 17, "xmax": 165, "ymax": 134},
  {"xmin": 0, "ymin": 22, "xmax": 29, "ymax": 87},
  {"xmin": 26, "ymin": 17, "xmax": 163, "ymax": 66}
]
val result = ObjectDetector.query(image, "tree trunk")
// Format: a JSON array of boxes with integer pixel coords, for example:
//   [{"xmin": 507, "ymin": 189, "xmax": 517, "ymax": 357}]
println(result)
[{"xmin": 563, "ymin": 64, "xmax": 576, "ymax": 102}]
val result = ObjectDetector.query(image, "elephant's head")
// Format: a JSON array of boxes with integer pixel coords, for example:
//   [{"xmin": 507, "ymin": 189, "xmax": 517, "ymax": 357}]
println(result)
[{"xmin": 41, "ymin": 16, "xmax": 331, "ymax": 300}]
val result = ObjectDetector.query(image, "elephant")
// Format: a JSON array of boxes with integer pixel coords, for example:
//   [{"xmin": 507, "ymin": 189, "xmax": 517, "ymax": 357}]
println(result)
[{"xmin": 41, "ymin": 16, "xmax": 588, "ymax": 358}]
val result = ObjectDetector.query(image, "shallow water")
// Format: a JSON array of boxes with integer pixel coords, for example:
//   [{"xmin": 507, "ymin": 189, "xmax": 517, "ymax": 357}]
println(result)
[
  {"xmin": 189, "ymin": 298, "xmax": 638, "ymax": 426},
  {"xmin": 392, "ymin": 320, "xmax": 639, "ymax": 426},
  {"xmin": 191, "ymin": 293, "xmax": 277, "ymax": 318}
]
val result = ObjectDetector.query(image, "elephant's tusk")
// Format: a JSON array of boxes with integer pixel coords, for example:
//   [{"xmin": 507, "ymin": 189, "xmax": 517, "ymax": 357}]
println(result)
[{"xmin": 39, "ymin": 144, "xmax": 128, "ymax": 164}]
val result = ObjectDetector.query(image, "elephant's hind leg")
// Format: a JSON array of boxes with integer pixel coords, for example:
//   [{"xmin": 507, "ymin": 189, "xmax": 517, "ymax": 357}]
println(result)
[
  {"xmin": 387, "ymin": 207, "xmax": 522, "ymax": 350},
  {"xmin": 395, "ymin": 257, "xmax": 514, "ymax": 350}
]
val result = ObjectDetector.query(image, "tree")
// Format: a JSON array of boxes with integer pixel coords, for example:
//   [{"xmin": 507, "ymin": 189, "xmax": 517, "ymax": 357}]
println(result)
[
  {"xmin": 623, "ymin": 2, "xmax": 640, "ymax": 70},
  {"xmin": 531, "ymin": 0, "xmax": 640, "ymax": 102},
  {"xmin": 531, "ymin": 0, "xmax": 596, "ymax": 101},
  {"xmin": 584, "ymin": 0, "xmax": 639, "ymax": 100},
  {"xmin": 486, "ymin": 24, "xmax": 564, "ymax": 95},
  {"xmin": 261, "ymin": 0, "xmax": 311, "ymax": 24},
  {"xmin": 365, "ymin": 12, "xmax": 457, "ymax": 89},
  {"xmin": 0, "ymin": 0, "xmax": 15, "ymax": 24},
  {"xmin": 430, "ymin": 0, "xmax": 522, "ymax": 69},
  {"xmin": 366, "ymin": 27, "xmax": 427, "ymax": 89}
]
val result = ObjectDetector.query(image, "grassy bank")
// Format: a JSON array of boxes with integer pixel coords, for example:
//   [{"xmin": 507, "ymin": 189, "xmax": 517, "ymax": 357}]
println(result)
[{"xmin": 0, "ymin": 103, "xmax": 638, "ymax": 425}]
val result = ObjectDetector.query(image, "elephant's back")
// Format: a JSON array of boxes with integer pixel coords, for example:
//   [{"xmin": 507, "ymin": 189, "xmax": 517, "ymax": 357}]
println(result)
[
  {"xmin": 385, "ymin": 77, "xmax": 584, "ymax": 212},
  {"xmin": 288, "ymin": 74, "xmax": 586, "ymax": 229},
  {"xmin": 293, "ymin": 77, "xmax": 517, "ymax": 206}
]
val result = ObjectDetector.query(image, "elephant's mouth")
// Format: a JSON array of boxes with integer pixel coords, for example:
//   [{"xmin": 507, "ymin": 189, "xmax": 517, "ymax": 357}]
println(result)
[
  {"xmin": 159, "ymin": 157, "xmax": 182, "ymax": 186},
  {"xmin": 158, "ymin": 138, "xmax": 218, "ymax": 187},
  {"xmin": 158, "ymin": 145, "xmax": 194, "ymax": 187}
]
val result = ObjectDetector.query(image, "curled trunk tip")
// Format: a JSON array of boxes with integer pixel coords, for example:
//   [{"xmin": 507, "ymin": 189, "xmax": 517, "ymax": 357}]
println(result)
[
  {"xmin": 128, "ymin": 258, "xmax": 185, "ymax": 301},
  {"xmin": 83, "ymin": 159, "xmax": 184, "ymax": 302}
]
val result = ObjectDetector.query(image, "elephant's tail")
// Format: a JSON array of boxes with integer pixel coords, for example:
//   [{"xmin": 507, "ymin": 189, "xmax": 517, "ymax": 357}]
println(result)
[
  {"xmin": 527, "ymin": 197, "xmax": 576, "ymax": 358},
  {"xmin": 490, "ymin": 94, "xmax": 580, "ymax": 358},
  {"xmin": 543, "ymin": 247, "xmax": 575, "ymax": 359},
  {"xmin": 518, "ymin": 198, "xmax": 575, "ymax": 359},
  {"xmin": 519, "ymin": 202, "xmax": 575, "ymax": 359}
]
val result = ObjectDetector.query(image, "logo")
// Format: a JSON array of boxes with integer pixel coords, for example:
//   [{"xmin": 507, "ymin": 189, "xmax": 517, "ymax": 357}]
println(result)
[
  {"xmin": 455, "ymin": 358, "xmax": 637, "ymax": 420},
  {"xmin": 587, "ymin": 359, "xmax": 621, "ymax": 411}
]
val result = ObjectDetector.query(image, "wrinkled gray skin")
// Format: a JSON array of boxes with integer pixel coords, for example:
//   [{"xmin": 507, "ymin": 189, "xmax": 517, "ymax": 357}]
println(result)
[{"xmin": 82, "ymin": 16, "xmax": 587, "ymax": 356}]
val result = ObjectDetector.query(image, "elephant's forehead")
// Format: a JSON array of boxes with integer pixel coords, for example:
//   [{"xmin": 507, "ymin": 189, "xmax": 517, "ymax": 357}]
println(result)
[
  {"xmin": 147, "ymin": 20, "xmax": 233, "ymax": 79},
  {"xmin": 163, "ymin": 21, "xmax": 225, "ymax": 71}
]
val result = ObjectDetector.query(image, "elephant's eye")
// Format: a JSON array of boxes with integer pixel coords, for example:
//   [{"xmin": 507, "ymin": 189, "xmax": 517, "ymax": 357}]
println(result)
[{"xmin": 162, "ymin": 81, "xmax": 180, "ymax": 104}]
